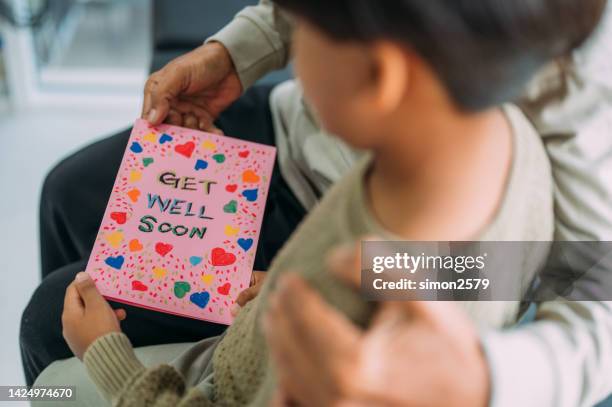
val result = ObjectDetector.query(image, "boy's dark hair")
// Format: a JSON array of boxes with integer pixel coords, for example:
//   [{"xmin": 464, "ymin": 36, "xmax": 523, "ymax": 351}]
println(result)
[{"xmin": 274, "ymin": 0, "xmax": 606, "ymax": 111}]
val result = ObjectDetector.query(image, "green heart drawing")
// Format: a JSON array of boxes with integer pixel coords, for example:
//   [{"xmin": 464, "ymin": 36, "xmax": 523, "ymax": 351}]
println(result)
[
  {"xmin": 174, "ymin": 281, "xmax": 191, "ymax": 299},
  {"xmin": 212, "ymin": 154, "xmax": 226, "ymax": 163},
  {"xmin": 143, "ymin": 157, "xmax": 154, "ymax": 167},
  {"xmin": 223, "ymin": 200, "xmax": 238, "ymax": 214}
]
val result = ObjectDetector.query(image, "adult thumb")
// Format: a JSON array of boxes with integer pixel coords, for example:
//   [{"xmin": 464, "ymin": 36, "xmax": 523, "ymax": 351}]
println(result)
[{"xmin": 142, "ymin": 68, "xmax": 185, "ymax": 125}]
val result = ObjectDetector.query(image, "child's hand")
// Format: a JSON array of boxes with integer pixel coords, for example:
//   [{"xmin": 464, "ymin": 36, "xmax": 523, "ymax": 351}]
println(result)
[
  {"xmin": 231, "ymin": 271, "xmax": 266, "ymax": 316},
  {"xmin": 62, "ymin": 272, "xmax": 126, "ymax": 360}
]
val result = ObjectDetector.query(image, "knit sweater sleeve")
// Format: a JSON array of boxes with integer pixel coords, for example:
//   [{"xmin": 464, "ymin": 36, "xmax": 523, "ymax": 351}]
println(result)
[{"xmin": 83, "ymin": 332, "xmax": 211, "ymax": 407}]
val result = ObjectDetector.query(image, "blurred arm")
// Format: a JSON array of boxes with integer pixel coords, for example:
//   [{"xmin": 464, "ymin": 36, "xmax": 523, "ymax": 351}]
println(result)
[
  {"xmin": 207, "ymin": 0, "xmax": 293, "ymax": 90},
  {"xmin": 484, "ymin": 6, "xmax": 612, "ymax": 406}
]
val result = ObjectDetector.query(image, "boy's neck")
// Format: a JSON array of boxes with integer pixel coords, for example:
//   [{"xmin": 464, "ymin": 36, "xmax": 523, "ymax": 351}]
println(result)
[{"xmin": 368, "ymin": 105, "xmax": 513, "ymax": 240}]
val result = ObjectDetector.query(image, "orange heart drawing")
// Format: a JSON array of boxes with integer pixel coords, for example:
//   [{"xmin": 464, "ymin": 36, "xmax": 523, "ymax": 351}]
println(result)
[
  {"xmin": 129, "ymin": 239, "xmax": 143, "ymax": 252},
  {"xmin": 242, "ymin": 170, "xmax": 260, "ymax": 183},
  {"xmin": 127, "ymin": 188, "xmax": 141, "ymax": 202}
]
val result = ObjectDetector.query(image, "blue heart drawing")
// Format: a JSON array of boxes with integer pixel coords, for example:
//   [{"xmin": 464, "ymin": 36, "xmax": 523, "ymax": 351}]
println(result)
[
  {"xmin": 195, "ymin": 159, "xmax": 208, "ymax": 171},
  {"xmin": 237, "ymin": 238, "xmax": 254, "ymax": 252},
  {"xmin": 130, "ymin": 142, "xmax": 143, "ymax": 153},
  {"xmin": 189, "ymin": 256, "xmax": 203, "ymax": 266},
  {"xmin": 159, "ymin": 133, "xmax": 173, "ymax": 144},
  {"xmin": 242, "ymin": 188, "xmax": 259, "ymax": 202},
  {"xmin": 190, "ymin": 291, "xmax": 210, "ymax": 309},
  {"xmin": 105, "ymin": 255, "xmax": 125, "ymax": 270}
]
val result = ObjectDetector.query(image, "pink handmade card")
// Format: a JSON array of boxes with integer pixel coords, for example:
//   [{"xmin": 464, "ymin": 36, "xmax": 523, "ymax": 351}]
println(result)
[{"xmin": 85, "ymin": 119, "xmax": 276, "ymax": 325}]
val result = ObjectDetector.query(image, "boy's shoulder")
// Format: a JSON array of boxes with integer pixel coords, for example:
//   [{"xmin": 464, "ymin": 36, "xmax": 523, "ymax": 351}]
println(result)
[{"xmin": 481, "ymin": 104, "xmax": 554, "ymax": 242}]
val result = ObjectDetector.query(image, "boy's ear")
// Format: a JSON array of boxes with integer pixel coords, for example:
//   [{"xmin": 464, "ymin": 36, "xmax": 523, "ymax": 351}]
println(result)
[{"xmin": 368, "ymin": 42, "xmax": 410, "ymax": 114}]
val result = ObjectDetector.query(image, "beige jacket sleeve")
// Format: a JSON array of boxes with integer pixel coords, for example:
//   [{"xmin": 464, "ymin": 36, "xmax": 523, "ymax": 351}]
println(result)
[
  {"xmin": 206, "ymin": 0, "xmax": 293, "ymax": 90},
  {"xmin": 483, "ymin": 5, "xmax": 612, "ymax": 407}
]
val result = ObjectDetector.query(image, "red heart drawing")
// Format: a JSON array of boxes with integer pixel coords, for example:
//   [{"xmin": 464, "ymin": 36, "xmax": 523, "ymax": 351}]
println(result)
[
  {"xmin": 155, "ymin": 242, "xmax": 173, "ymax": 256},
  {"xmin": 110, "ymin": 211, "xmax": 127, "ymax": 225},
  {"xmin": 225, "ymin": 184, "xmax": 238, "ymax": 193},
  {"xmin": 217, "ymin": 282, "xmax": 231, "ymax": 295},
  {"xmin": 238, "ymin": 150, "xmax": 250, "ymax": 158},
  {"xmin": 175, "ymin": 142, "xmax": 195, "ymax": 158},
  {"xmin": 211, "ymin": 247, "xmax": 236, "ymax": 267},
  {"xmin": 132, "ymin": 280, "xmax": 148, "ymax": 291}
]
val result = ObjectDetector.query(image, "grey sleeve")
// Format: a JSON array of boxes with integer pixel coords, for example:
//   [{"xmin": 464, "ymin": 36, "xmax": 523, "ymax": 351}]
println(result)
[
  {"xmin": 484, "ymin": 6, "xmax": 612, "ymax": 407},
  {"xmin": 207, "ymin": 0, "xmax": 293, "ymax": 90}
]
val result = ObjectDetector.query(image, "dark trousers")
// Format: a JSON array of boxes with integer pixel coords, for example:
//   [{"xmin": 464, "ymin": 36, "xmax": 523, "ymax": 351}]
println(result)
[{"xmin": 21, "ymin": 85, "xmax": 306, "ymax": 385}]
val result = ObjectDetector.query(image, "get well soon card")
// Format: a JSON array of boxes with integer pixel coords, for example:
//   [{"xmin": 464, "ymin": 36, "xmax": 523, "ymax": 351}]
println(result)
[{"xmin": 85, "ymin": 119, "xmax": 275, "ymax": 325}]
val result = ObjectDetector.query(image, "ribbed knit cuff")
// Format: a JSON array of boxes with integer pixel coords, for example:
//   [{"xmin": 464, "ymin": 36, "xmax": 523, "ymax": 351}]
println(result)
[{"xmin": 83, "ymin": 332, "xmax": 146, "ymax": 402}]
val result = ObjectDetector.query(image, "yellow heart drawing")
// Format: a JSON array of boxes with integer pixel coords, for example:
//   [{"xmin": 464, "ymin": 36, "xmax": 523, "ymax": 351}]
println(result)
[
  {"xmin": 129, "ymin": 170, "xmax": 142, "ymax": 183},
  {"xmin": 143, "ymin": 132, "xmax": 157, "ymax": 143},
  {"xmin": 201, "ymin": 274, "xmax": 214, "ymax": 285},
  {"xmin": 201, "ymin": 140, "xmax": 216, "ymax": 151},
  {"xmin": 105, "ymin": 231, "xmax": 124, "ymax": 248},
  {"xmin": 152, "ymin": 267, "xmax": 167, "ymax": 279},
  {"xmin": 224, "ymin": 225, "xmax": 240, "ymax": 237}
]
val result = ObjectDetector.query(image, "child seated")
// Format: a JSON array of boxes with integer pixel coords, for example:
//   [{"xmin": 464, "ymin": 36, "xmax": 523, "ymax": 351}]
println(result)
[{"xmin": 60, "ymin": 0, "xmax": 605, "ymax": 405}]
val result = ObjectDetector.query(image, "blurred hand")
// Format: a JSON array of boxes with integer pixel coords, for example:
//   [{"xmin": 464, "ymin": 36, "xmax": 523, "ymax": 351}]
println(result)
[
  {"xmin": 142, "ymin": 42, "xmax": 243, "ymax": 133},
  {"xmin": 62, "ymin": 272, "xmax": 126, "ymax": 360},
  {"xmin": 231, "ymin": 270, "xmax": 267, "ymax": 316},
  {"xmin": 265, "ymin": 243, "xmax": 489, "ymax": 407}
]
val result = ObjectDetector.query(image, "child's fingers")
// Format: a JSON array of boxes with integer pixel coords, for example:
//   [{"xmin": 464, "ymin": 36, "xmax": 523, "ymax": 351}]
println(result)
[
  {"xmin": 251, "ymin": 270, "xmax": 267, "ymax": 286},
  {"xmin": 232, "ymin": 283, "xmax": 263, "ymax": 316},
  {"xmin": 114, "ymin": 308, "xmax": 127, "ymax": 321},
  {"xmin": 73, "ymin": 272, "xmax": 107, "ymax": 308},
  {"xmin": 236, "ymin": 285, "xmax": 259, "ymax": 307},
  {"xmin": 62, "ymin": 282, "xmax": 84, "ymax": 318}
]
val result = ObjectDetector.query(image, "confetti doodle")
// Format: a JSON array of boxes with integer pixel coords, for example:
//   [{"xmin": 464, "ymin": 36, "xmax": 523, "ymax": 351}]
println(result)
[{"xmin": 84, "ymin": 119, "xmax": 276, "ymax": 325}]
